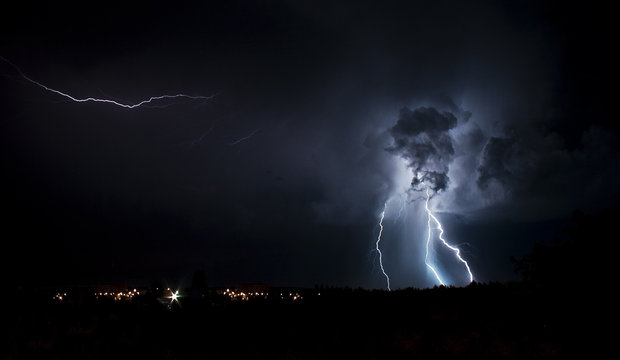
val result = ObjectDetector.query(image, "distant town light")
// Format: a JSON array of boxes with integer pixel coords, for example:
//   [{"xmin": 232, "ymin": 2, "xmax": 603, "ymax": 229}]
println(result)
[{"xmin": 169, "ymin": 290, "xmax": 180, "ymax": 304}]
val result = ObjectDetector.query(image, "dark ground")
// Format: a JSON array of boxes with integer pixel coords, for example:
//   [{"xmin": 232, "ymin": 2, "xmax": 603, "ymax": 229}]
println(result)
[
  {"xmin": 4, "ymin": 211, "xmax": 613, "ymax": 359},
  {"xmin": 3, "ymin": 283, "xmax": 599, "ymax": 359}
]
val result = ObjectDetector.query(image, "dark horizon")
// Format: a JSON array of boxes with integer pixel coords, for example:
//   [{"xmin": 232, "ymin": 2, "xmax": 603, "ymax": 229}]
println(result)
[{"xmin": 2, "ymin": 0, "xmax": 618, "ymax": 289}]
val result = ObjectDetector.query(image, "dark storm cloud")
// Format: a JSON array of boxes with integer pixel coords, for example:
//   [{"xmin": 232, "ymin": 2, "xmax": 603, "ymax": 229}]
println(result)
[
  {"xmin": 470, "ymin": 123, "xmax": 620, "ymax": 221},
  {"xmin": 2, "ymin": 0, "xmax": 619, "ymax": 288},
  {"xmin": 387, "ymin": 106, "xmax": 458, "ymax": 193},
  {"xmin": 391, "ymin": 107, "xmax": 457, "ymax": 137},
  {"xmin": 476, "ymin": 136, "xmax": 516, "ymax": 191},
  {"xmin": 411, "ymin": 171, "xmax": 449, "ymax": 193}
]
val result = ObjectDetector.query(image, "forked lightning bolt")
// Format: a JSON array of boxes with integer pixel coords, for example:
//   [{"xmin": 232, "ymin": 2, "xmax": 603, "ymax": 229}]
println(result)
[
  {"xmin": 1, "ymin": 56, "xmax": 214, "ymax": 108},
  {"xmin": 423, "ymin": 185, "xmax": 474, "ymax": 285},
  {"xmin": 375, "ymin": 202, "xmax": 391, "ymax": 290}
]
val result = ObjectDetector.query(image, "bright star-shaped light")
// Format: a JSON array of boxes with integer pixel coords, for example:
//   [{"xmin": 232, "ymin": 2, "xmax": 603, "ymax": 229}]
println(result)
[{"xmin": 169, "ymin": 290, "xmax": 180, "ymax": 304}]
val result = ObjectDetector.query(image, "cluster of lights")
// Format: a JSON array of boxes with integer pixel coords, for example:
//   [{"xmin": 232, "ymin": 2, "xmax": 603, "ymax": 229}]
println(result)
[
  {"xmin": 51, "ymin": 288, "xmax": 310, "ymax": 304},
  {"xmin": 221, "ymin": 289, "xmax": 304, "ymax": 301},
  {"xmin": 52, "ymin": 292, "xmax": 67, "ymax": 301},
  {"xmin": 222, "ymin": 289, "xmax": 268, "ymax": 301},
  {"xmin": 94, "ymin": 289, "xmax": 141, "ymax": 301},
  {"xmin": 280, "ymin": 292, "xmax": 303, "ymax": 301}
]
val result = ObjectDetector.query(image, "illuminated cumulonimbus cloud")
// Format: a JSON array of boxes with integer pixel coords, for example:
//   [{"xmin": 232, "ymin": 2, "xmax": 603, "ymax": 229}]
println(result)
[
  {"xmin": 386, "ymin": 105, "xmax": 474, "ymax": 285},
  {"xmin": 387, "ymin": 106, "xmax": 459, "ymax": 193}
]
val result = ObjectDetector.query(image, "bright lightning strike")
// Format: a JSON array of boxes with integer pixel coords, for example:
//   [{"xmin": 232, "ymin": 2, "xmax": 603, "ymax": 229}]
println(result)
[
  {"xmin": 423, "ymin": 185, "xmax": 474, "ymax": 285},
  {"xmin": 1, "ymin": 56, "xmax": 214, "ymax": 108},
  {"xmin": 375, "ymin": 202, "xmax": 391, "ymax": 291}
]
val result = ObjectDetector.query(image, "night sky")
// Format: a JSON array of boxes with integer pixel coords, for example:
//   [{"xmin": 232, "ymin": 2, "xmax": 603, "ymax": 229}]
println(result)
[{"xmin": 2, "ymin": 0, "xmax": 618, "ymax": 289}]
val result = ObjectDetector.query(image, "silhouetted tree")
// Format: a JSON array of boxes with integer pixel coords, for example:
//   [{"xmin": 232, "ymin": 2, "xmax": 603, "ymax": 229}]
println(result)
[{"xmin": 513, "ymin": 210, "xmax": 616, "ymax": 289}]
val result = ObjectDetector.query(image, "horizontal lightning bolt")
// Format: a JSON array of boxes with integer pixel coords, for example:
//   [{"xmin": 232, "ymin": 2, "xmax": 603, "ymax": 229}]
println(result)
[{"xmin": 1, "ymin": 56, "xmax": 214, "ymax": 109}]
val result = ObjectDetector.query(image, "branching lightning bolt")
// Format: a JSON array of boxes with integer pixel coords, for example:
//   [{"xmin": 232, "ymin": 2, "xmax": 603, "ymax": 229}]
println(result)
[
  {"xmin": 375, "ymin": 202, "xmax": 391, "ymax": 291},
  {"xmin": 423, "ymin": 184, "xmax": 474, "ymax": 285},
  {"xmin": 1, "ymin": 56, "xmax": 214, "ymax": 108}
]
